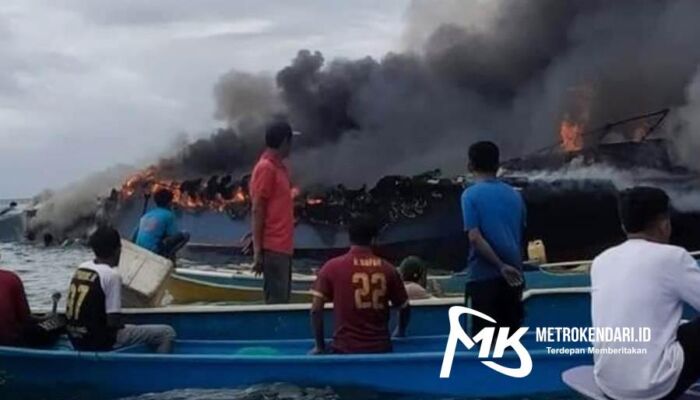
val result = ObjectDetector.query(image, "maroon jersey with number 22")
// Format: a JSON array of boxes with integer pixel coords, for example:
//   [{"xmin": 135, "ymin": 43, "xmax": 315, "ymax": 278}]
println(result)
[{"xmin": 312, "ymin": 246, "xmax": 409, "ymax": 353}]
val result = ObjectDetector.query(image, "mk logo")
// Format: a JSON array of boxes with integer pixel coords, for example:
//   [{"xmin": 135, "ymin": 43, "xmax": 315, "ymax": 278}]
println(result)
[{"xmin": 440, "ymin": 306, "xmax": 532, "ymax": 379}]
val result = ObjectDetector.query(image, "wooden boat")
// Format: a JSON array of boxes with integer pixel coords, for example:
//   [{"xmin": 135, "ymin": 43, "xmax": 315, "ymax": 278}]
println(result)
[
  {"xmin": 123, "ymin": 288, "xmax": 592, "ymax": 340},
  {"xmin": 0, "ymin": 290, "xmax": 595, "ymax": 398},
  {"xmin": 0, "ymin": 334, "xmax": 590, "ymax": 399},
  {"xmin": 164, "ymin": 260, "xmax": 592, "ymax": 304}
]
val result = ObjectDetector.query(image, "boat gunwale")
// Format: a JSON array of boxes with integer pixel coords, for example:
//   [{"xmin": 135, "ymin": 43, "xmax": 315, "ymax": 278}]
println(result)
[{"xmin": 117, "ymin": 287, "xmax": 591, "ymax": 314}]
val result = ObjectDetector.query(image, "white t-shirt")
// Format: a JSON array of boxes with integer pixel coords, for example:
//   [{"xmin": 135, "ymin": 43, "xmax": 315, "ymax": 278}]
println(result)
[
  {"xmin": 78, "ymin": 261, "xmax": 122, "ymax": 314},
  {"xmin": 591, "ymin": 239, "xmax": 700, "ymax": 400}
]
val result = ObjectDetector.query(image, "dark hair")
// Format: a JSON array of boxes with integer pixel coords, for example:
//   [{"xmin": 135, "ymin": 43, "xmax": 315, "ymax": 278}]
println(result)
[
  {"xmin": 265, "ymin": 121, "xmax": 293, "ymax": 149},
  {"xmin": 348, "ymin": 214, "xmax": 379, "ymax": 246},
  {"xmin": 89, "ymin": 226, "xmax": 122, "ymax": 259},
  {"xmin": 618, "ymin": 187, "xmax": 670, "ymax": 233},
  {"xmin": 468, "ymin": 141, "xmax": 500, "ymax": 173},
  {"xmin": 400, "ymin": 256, "xmax": 426, "ymax": 283},
  {"xmin": 154, "ymin": 189, "xmax": 174, "ymax": 208}
]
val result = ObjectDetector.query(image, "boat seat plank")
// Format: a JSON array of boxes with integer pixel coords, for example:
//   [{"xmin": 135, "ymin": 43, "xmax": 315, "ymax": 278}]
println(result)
[{"xmin": 562, "ymin": 366, "xmax": 700, "ymax": 400}]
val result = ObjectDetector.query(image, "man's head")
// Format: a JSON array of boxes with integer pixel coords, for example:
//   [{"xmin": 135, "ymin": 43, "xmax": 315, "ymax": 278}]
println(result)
[
  {"xmin": 468, "ymin": 141, "xmax": 500, "ymax": 175},
  {"xmin": 88, "ymin": 226, "xmax": 122, "ymax": 267},
  {"xmin": 400, "ymin": 256, "xmax": 427, "ymax": 284},
  {"xmin": 265, "ymin": 121, "xmax": 293, "ymax": 158},
  {"xmin": 618, "ymin": 186, "xmax": 672, "ymax": 243},
  {"xmin": 348, "ymin": 214, "xmax": 379, "ymax": 247},
  {"xmin": 154, "ymin": 189, "xmax": 174, "ymax": 209}
]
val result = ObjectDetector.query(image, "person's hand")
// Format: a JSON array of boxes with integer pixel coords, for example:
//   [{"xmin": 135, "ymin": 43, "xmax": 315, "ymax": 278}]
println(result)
[
  {"xmin": 252, "ymin": 251, "xmax": 263, "ymax": 277},
  {"xmin": 308, "ymin": 345, "xmax": 326, "ymax": 355},
  {"xmin": 499, "ymin": 264, "xmax": 523, "ymax": 287}
]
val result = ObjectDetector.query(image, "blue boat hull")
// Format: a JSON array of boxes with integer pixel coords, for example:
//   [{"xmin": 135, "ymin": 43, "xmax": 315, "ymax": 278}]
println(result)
[
  {"xmin": 0, "ymin": 335, "xmax": 590, "ymax": 399},
  {"xmin": 123, "ymin": 290, "xmax": 593, "ymax": 341}
]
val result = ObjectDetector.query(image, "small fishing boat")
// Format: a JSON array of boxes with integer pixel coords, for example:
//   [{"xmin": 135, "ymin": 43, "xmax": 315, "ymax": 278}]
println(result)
[
  {"xmin": 165, "ymin": 261, "xmax": 592, "ymax": 304},
  {"xmin": 121, "ymin": 288, "xmax": 592, "ymax": 341},
  {"xmin": 0, "ymin": 334, "xmax": 590, "ymax": 399}
]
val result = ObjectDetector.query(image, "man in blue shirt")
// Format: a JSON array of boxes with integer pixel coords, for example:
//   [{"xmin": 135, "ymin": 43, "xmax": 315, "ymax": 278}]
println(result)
[
  {"xmin": 462, "ymin": 141, "xmax": 526, "ymax": 335},
  {"xmin": 135, "ymin": 189, "xmax": 189, "ymax": 259}
]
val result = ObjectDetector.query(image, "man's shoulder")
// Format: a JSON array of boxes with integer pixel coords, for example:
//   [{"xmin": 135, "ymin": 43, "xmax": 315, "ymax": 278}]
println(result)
[
  {"xmin": 320, "ymin": 254, "xmax": 348, "ymax": 273},
  {"xmin": 253, "ymin": 157, "xmax": 276, "ymax": 173},
  {"xmin": 0, "ymin": 269, "xmax": 21, "ymax": 285},
  {"xmin": 79, "ymin": 261, "xmax": 119, "ymax": 280},
  {"xmin": 593, "ymin": 241, "xmax": 689, "ymax": 269},
  {"xmin": 464, "ymin": 180, "xmax": 518, "ymax": 197}
]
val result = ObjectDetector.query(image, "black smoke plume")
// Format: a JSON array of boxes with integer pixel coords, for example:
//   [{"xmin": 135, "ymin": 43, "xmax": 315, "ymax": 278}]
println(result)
[{"xmin": 165, "ymin": 0, "xmax": 700, "ymax": 186}]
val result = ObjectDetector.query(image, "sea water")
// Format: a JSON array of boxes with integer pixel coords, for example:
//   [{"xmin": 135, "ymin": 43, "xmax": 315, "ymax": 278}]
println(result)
[{"xmin": 0, "ymin": 242, "xmax": 576, "ymax": 400}]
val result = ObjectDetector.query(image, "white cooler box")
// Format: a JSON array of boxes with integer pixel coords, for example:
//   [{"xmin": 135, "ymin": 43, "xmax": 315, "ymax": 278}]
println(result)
[{"xmin": 118, "ymin": 240, "xmax": 173, "ymax": 308}]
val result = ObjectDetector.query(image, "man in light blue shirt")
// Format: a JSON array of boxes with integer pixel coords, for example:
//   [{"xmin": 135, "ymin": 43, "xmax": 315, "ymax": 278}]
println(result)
[
  {"xmin": 135, "ymin": 189, "xmax": 189, "ymax": 259},
  {"xmin": 461, "ymin": 141, "xmax": 526, "ymax": 335}
]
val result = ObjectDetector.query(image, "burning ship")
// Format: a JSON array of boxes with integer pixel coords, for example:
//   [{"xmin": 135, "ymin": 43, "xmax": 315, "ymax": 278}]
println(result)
[{"xmin": 104, "ymin": 109, "xmax": 700, "ymax": 270}]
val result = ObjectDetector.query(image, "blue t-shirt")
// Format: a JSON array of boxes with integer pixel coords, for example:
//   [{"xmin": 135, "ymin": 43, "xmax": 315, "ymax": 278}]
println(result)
[
  {"xmin": 461, "ymin": 179, "xmax": 526, "ymax": 282},
  {"xmin": 135, "ymin": 207, "xmax": 178, "ymax": 253}
]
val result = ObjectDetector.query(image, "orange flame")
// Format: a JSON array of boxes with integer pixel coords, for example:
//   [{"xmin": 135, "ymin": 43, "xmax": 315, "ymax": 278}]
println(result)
[
  {"xmin": 559, "ymin": 117, "xmax": 585, "ymax": 152},
  {"xmin": 118, "ymin": 168, "xmax": 250, "ymax": 212}
]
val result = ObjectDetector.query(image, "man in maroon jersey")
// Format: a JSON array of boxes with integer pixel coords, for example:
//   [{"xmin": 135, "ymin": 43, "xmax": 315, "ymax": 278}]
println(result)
[{"xmin": 309, "ymin": 214, "xmax": 410, "ymax": 354}]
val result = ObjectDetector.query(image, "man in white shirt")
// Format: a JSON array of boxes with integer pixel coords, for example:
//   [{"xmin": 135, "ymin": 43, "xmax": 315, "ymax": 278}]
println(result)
[
  {"xmin": 591, "ymin": 187, "xmax": 700, "ymax": 399},
  {"xmin": 66, "ymin": 226, "xmax": 176, "ymax": 353}
]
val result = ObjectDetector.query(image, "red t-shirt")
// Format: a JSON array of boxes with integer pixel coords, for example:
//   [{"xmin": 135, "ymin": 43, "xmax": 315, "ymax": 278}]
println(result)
[
  {"xmin": 312, "ymin": 247, "xmax": 409, "ymax": 353},
  {"xmin": 250, "ymin": 150, "xmax": 294, "ymax": 255},
  {"xmin": 0, "ymin": 269, "xmax": 30, "ymax": 346}
]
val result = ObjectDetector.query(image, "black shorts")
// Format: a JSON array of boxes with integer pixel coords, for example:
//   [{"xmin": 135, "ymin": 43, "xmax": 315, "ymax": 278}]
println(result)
[
  {"xmin": 660, "ymin": 318, "xmax": 700, "ymax": 399},
  {"xmin": 465, "ymin": 278, "xmax": 524, "ymax": 336}
]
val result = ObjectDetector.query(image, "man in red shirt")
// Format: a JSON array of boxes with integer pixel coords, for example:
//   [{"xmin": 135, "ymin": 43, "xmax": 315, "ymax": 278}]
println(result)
[
  {"xmin": 310, "ymin": 214, "xmax": 410, "ymax": 354},
  {"xmin": 0, "ymin": 269, "xmax": 31, "ymax": 346},
  {"xmin": 250, "ymin": 121, "xmax": 296, "ymax": 304}
]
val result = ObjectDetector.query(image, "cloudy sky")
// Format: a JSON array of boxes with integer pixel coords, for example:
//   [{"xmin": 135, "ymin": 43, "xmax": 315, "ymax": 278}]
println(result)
[{"xmin": 0, "ymin": 0, "xmax": 409, "ymax": 198}]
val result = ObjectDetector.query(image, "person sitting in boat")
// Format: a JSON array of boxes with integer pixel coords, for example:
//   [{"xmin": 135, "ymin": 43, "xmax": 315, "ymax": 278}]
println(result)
[
  {"xmin": 0, "ymin": 267, "xmax": 31, "ymax": 346},
  {"xmin": 67, "ymin": 226, "xmax": 176, "ymax": 353},
  {"xmin": 462, "ymin": 141, "xmax": 525, "ymax": 336},
  {"xmin": 399, "ymin": 256, "xmax": 433, "ymax": 300},
  {"xmin": 134, "ymin": 188, "xmax": 190, "ymax": 259},
  {"xmin": 0, "ymin": 266, "xmax": 64, "ymax": 347},
  {"xmin": 309, "ymin": 214, "xmax": 410, "ymax": 354},
  {"xmin": 591, "ymin": 187, "xmax": 700, "ymax": 399}
]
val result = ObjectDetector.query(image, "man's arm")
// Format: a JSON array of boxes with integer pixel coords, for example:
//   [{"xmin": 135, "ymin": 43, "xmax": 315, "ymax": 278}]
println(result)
[
  {"xmin": 468, "ymin": 228, "xmax": 522, "ymax": 287},
  {"xmin": 251, "ymin": 197, "xmax": 267, "ymax": 276},
  {"xmin": 309, "ymin": 296, "xmax": 326, "ymax": 354},
  {"xmin": 105, "ymin": 272, "xmax": 124, "ymax": 330},
  {"xmin": 394, "ymin": 303, "xmax": 411, "ymax": 338},
  {"xmin": 674, "ymin": 251, "xmax": 700, "ymax": 311},
  {"xmin": 387, "ymin": 268, "xmax": 411, "ymax": 337},
  {"xmin": 250, "ymin": 165, "xmax": 275, "ymax": 276},
  {"xmin": 165, "ymin": 212, "xmax": 179, "ymax": 237}
]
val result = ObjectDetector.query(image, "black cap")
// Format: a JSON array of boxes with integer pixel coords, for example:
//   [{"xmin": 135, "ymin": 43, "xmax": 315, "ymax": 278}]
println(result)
[{"xmin": 265, "ymin": 121, "xmax": 293, "ymax": 149}]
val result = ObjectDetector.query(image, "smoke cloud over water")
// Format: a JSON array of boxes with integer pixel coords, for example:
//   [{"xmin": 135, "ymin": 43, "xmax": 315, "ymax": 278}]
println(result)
[{"xmin": 176, "ymin": 0, "xmax": 699, "ymax": 189}]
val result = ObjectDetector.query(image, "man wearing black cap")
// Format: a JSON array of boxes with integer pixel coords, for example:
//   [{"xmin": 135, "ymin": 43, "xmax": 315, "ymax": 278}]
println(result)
[{"xmin": 249, "ymin": 121, "xmax": 295, "ymax": 304}]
